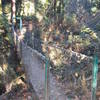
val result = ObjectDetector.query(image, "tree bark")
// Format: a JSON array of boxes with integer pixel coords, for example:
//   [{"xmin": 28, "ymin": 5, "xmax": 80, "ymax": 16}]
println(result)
[
  {"xmin": 11, "ymin": 0, "xmax": 16, "ymax": 24},
  {"xmin": 0, "ymin": 0, "xmax": 2, "ymax": 14}
]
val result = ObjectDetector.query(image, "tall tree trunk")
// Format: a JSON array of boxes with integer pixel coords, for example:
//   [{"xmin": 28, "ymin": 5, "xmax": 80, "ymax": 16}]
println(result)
[
  {"xmin": 11, "ymin": 0, "xmax": 16, "ymax": 24},
  {"xmin": 0, "ymin": 0, "xmax": 2, "ymax": 14}
]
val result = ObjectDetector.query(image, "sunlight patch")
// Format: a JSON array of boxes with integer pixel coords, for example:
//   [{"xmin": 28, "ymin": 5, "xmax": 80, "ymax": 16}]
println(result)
[{"xmin": 21, "ymin": 1, "xmax": 35, "ymax": 16}]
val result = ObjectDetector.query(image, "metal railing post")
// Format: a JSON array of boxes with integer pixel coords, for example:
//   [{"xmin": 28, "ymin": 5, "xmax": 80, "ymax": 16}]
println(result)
[
  {"xmin": 91, "ymin": 54, "xmax": 98, "ymax": 100},
  {"xmin": 45, "ymin": 58, "xmax": 50, "ymax": 100}
]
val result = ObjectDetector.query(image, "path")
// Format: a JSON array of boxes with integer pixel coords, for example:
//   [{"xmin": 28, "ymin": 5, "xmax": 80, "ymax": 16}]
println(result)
[{"xmin": 21, "ymin": 42, "xmax": 68, "ymax": 100}]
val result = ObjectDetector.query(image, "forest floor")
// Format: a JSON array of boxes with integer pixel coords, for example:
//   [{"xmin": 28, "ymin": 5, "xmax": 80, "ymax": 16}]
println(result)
[
  {"xmin": 0, "ymin": 82, "xmax": 37, "ymax": 100},
  {"xmin": 0, "ymin": 62, "xmax": 38, "ymax": 100}
]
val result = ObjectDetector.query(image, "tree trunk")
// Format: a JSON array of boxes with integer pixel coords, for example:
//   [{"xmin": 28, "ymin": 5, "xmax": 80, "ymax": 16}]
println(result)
[
  {"xmin": 0, "ymin": 0, "xmax": 2, "ymax": 14},
  {"xmin": 11, "ymin": 0, "xmax": 16, "ymax": 24}
]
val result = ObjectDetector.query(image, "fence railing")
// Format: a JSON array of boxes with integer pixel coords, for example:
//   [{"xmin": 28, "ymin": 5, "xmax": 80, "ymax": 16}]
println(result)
[{"xmin": 11, "ymin": 17, "xmax": 99, "ymax": 100}]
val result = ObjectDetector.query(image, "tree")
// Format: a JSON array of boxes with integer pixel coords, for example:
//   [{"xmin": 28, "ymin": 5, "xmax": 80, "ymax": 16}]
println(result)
[
  {"xmin": 0, "ymin": 0, "xmax": 2, "ymax": 14},
  {"xmin": 11, "ymin": 0, "xmax": 16, "ymax": 23}
]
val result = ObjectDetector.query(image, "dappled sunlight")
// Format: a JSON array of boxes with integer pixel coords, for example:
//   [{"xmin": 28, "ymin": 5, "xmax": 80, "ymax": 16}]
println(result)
[
  {"xmin": 0, "ymin": 67, "xmax": 4, "ymax": 74},
  {"xmin": 36, "ymin": 12, "xmax": 43, "ymax": 22},
  {"xmin": 0, "ymin": 0, "xmax": 100, "ymax": 99},
  {"xmin": 40, "ymin": 0, "xmax": 47, "ymax": 5},
  {"xmin": 21, "ymin": 1, "xmax": 35, "ymax": 16},
  {"xmin": 2, "ymin": 64, "xmax": 8, "ymax": 72},
  {"xmin": 81, "ymin": 27, "xmax": 98, "ymax": 39},
  {"xmin": 21, "ymin": 27, "xmax": 27, "ymax": 35},
  {"xmin": 48, "ymin": 47, "xmax": 63, "ymax": 66}
]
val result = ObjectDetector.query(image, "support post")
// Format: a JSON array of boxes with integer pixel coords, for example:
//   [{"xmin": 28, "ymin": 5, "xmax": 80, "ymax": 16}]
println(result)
[
  {"xmin": 45, "ymin": 58, "xmax": 50, "ymax": 100},
  {"xmin": 91, "ymin": 55, "xmax": 98, "ymax": 100}
]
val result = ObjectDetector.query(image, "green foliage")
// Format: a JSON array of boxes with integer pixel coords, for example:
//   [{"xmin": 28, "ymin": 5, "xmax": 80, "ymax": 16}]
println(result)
[
  {"xmin": 64, "ymin": 14, "xmax": 77, "ymax": 24},
  {"xmin": 81, "ymin": 26, "xmax": 98, "ymax": 40},
  {"xmin": 35, "ymin": 1, "xmax": 44, "ymax": 13},
  {"xmin": 3, "ymin": 4, "xmax": 11, "ymax": 14},
  {"xmin": 91, "ymin": 0, "xmax": 100, "ymax": 13},
  {"xmin": 91, "ymin": 7, "xmax": 97, "ymax": 13},
  {"xmin": 92, "ymin": 0, "xmax": 100, "ymax": 8},
  {"xmin": 0, "ymin": 14, "xmax": 13, "ymax": 46},
  {"xmin": 0, "ymin": 15, "xmax": 9, "ymax": 31},
  {"xmin": 95, "ymin": 23, "xmax": 100, "ymax": 31}
]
